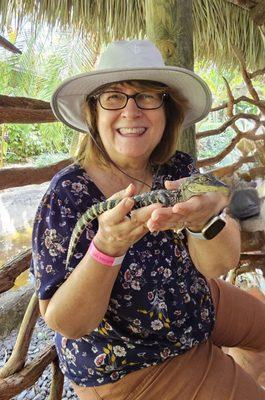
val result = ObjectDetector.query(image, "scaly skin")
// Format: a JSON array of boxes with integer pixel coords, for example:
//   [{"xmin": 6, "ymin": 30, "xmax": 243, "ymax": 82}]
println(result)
[{"xmin": 65, "ymin": 174, "xmax": 229, "ymax": 268}]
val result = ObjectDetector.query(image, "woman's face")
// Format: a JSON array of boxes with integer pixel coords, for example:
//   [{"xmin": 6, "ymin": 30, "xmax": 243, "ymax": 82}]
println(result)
[{"xmin": 95, "ymin": 83, "xmax": 166, "ymax": 167}]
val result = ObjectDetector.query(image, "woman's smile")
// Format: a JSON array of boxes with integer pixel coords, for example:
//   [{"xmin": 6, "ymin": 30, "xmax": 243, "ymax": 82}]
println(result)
[{"xmin": 116, "ymin": 127, "xmax": 147, "ymax": 137}]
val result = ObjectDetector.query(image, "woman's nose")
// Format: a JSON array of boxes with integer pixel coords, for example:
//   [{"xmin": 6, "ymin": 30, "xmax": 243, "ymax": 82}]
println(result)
[{"xmin": 121, "ymin": 98, "xmax": 142, "ymax": 118}]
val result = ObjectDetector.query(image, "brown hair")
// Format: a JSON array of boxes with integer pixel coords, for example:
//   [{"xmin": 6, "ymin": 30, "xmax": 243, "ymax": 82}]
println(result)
[{"xmin": 75, "ymin": 80, "xmax": 189, "ymax": 168}]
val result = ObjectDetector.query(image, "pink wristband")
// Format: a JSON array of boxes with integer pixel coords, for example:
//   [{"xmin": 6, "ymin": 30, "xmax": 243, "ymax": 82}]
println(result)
[{"xmin": 88, "ymin": 240, "xmax": 126, "ymax": 267}]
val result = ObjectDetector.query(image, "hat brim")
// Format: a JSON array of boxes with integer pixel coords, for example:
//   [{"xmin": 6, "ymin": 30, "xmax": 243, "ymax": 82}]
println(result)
[{"xmin": 51, "ymin": 67, "xmax": 212, "ymax": 132}]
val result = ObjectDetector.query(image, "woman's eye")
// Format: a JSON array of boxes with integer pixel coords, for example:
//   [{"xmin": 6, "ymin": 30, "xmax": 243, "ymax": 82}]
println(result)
[
  {"xmin": 106, "ymin": 93, "xmax": 123, "ymax": 100},
  {"xmin": 139, "ymin": 93, "xmax": 156, "ymax": 100}
]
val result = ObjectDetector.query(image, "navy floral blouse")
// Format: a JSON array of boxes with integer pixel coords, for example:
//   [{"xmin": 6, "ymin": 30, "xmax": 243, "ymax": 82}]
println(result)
[{"xmin": 30, "ymin": 151, "xmax": 215, "ymax": 387}]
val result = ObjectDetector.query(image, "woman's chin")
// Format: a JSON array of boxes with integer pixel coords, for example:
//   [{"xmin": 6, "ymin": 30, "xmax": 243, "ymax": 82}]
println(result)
[{"xmin": 114, "ymin": 148, "xmax": 150, "ymax": 162}]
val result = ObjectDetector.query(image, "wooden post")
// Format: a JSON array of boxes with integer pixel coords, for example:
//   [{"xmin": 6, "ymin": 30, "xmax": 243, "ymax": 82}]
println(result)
[
  {"xmin": 145, "ymin": 0, "xmax": 196, "ymax": 158},
  {"xmin": 49, "ymin": 357, "xmax": 64, "ymax": 400},
  {"xmin": 0, "ymin": 294, "xmax": 40, "ymax": 378}
]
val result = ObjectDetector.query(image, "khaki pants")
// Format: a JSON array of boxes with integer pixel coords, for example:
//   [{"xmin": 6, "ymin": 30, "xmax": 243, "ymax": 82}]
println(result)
[{"xmin": 73, "ymin": 279, "xmax": 265, "ymax": 400}]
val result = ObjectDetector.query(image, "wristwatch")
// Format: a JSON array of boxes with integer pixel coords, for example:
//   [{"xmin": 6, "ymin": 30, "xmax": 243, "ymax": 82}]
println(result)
[{"xmin": 186, "ymin": 209, "xmax": 227, "ymax": 240}]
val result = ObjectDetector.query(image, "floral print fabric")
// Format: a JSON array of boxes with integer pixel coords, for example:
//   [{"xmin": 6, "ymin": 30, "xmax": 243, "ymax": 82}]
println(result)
[{"xmin": 30, "ymin": 151, "xmax": 215, "ymax": 387}]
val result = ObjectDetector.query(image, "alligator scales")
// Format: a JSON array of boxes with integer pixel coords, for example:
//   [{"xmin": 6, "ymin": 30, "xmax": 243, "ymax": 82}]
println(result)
[{"xmin": 66, "ymin": 174, "xmax": 229, "ymax": 267}]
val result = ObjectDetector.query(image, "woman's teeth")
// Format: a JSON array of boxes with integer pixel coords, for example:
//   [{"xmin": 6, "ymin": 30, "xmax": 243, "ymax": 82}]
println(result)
[{"xmin": 118, "ymin": 127, "xmax": 147, "ymax": 136}]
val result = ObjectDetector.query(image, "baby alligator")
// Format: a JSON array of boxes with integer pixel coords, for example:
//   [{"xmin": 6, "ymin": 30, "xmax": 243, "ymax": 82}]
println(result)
[{"xmin": 65, "ymin": 173, "xmax": 229, "ymax": 267}]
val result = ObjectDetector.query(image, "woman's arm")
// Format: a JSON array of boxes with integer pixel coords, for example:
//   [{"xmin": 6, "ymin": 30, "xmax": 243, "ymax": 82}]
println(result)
[
  {"xmin": 39, "ymin": 185, "xmax": 160, "ymax": 339},
  {"xmin": 186, "ymin": 214, "xmax": 241, "ymax": 278},
  {"xmin": 147, "ymin": 181, "xmax": 241, "ymax": 279},
  {"xmin": 41, "ymin": 249, "xmax": 123, "ymax": 339}
]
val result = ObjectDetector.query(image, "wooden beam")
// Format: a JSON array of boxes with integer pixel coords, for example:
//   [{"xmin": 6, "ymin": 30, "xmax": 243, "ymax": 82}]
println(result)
[
  {"xmin": 0, "ymin": 95, "xmax": 50, "ymax": 109},
  {"xmin": 0, "ymin": 346, "xmax": 57, "ymax": 400},
  {"xmin": 0, "ymin": 158, "xmax": 72, "ymax": 190},
  {"xmin": 0, "ymin": 250, "xmax": 32, "ymax": 294},
  {"xmin": 0, "ymin": 95, "xmax": 56, "ymax": 124},
  {"xmin": 0, "ymin": 107, "xmax": 56, "ymax": 124}
]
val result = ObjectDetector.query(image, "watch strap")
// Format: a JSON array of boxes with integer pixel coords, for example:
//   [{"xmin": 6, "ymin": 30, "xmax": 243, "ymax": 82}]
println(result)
[{"xmin": 186, "ymin": 209, "xmax": 227, "ymax": 240}]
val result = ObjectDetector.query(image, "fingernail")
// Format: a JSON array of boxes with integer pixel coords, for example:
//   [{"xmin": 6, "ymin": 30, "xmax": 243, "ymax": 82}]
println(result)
[
  {"xmin": 152, "ymin": 214, "xmax": 159, "ymax": 221},
  {"xmin": 125, "ymin": 198, "xmax": 134, "ymax": 207}
]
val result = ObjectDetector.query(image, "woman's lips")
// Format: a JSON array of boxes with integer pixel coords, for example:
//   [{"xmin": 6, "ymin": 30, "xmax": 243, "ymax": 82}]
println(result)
[{"xmin": 117, "ymin": 127, "xmax": 147, "ymax": 136}]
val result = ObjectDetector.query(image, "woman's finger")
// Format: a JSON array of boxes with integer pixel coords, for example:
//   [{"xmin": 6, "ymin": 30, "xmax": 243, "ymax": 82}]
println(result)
[
  {"xmin": 164, "ymin": 177, "xmax": 187, "ymax": 190},
  {"xmin": 130, "ymin": 203, "xmax": 162, "ymax": 224},
  {"xmin": 108, "ymin": 183, "xmax": 136, "ymax": 201},
  {"xmin": 100, "ymin": 197, "xmax": 135, "ymax": 226}
]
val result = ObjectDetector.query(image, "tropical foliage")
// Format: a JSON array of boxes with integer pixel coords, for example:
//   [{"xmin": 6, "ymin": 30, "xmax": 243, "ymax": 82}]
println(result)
[{"xmin": 0, "ymin": 24, "xmax": 97, "ymax": 165}]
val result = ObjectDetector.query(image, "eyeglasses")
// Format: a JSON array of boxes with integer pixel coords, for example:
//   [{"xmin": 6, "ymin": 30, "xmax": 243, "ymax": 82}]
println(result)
[{"xmin": 91, "ymin": 91, "xmax": 167, "ymax": 110}]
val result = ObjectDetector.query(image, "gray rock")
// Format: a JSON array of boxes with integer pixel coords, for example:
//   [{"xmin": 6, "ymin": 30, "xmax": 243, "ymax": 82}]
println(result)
[{"xmin": 0, "ymin": 317, "xmax": 79, "ymax": 399}]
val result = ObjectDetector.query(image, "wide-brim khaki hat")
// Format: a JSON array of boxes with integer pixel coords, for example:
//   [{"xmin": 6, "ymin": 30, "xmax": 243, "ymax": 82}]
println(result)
[{"xmin": 51, "ymin": 40, "xmax": 212, "ymax": 132}]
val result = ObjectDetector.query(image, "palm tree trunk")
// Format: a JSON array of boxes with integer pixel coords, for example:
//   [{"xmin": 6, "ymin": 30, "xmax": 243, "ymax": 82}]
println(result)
[{"xmin": 145, "ymin": 0, "xmax": 196, "ymax": 158}]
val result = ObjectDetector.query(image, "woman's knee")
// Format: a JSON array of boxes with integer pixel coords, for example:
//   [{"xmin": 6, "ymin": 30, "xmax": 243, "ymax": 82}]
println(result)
[{"xmin": 209, "ymin": 278, "xmax": 265, "ymax": 350}]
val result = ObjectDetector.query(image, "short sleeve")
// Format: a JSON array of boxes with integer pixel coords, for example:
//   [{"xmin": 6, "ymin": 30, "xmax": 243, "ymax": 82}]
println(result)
[
  {"xmin": 158, "ymin": 151, "xmax": 199, "ymax": 182},
  {"xmin": 173, "ymin": 151, "xmax": 199, "ymax": 178},
  {"xmin": 30, "ymin": 178, "xmax": 96, "ymax": 300}
]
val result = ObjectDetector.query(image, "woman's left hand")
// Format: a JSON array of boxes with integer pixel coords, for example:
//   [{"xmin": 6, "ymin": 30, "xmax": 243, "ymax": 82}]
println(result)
[{"xmin": 146, "ymin": 178, "xmax": 229, "ymax": 233}]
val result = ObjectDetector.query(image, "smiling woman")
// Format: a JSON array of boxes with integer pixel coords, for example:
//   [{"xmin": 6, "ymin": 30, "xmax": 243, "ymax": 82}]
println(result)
[
  {"xmin": 79, "ymin": 80, "xmax": 189, "ymax": 172},
  {"xmin": 30, "ymin": 40, "xmax": 265, "ymax": 399}
]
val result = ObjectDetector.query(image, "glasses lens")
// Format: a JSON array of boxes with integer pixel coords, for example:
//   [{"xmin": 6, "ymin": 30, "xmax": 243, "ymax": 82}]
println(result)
[
  {"xmin": 135, "ymin": 93, "xmax": 164, "ymax": 109},
  {"xmin": 99, "ymin": 92, "xmax": 126, "ymax": 110},
  {"xmin": 97, "ymin": 91, "xmax": 165, "ymax": 110}
]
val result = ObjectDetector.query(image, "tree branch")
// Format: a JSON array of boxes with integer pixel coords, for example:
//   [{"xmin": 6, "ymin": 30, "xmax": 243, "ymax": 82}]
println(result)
[
  {"xmin": 232, "ymin": 45, "xmax": 260, "ymax": 102},
  {"xmin": 198, "ymin": 136, "xmax": 240, "ymax": 167},
  {"xmin": 239, "ymin": 166, "xmax": 265, "ymax": 180},
  {"xmin": 197, "ymin": 113, "xmax": 262, "ymax": 138},
  {"xmin": 249, "ymin": 67, "xmax": 265, "ymax": 79},
  {"xmin": 0, "ymin": 35, "xmax": 22, "ymax": 54},
  {"xmin": 211, "ymin": 96, "xmax": 265, "ymax": 111},
  {"xmin": 206, "ymin": 155, "xmax": 257, "ymax": 177},
  {"xmin": 198, "ymin": 130, "xmax": 265, "ymax": 167}
]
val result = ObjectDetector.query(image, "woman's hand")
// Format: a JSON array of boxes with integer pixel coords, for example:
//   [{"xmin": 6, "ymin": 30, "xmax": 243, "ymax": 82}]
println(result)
[
  {"xmin": 146, "ymin": 178, "xmax": 229, "ymax": 233},
  {"xmin": 94, "ymin": 184, "xmax": 162, "ymax": 257}
]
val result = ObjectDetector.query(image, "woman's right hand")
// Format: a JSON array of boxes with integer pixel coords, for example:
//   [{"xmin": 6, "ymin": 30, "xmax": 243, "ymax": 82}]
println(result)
[{"xmin": 93, "ymin": 184, "xmax": 161, "ymax": 257}]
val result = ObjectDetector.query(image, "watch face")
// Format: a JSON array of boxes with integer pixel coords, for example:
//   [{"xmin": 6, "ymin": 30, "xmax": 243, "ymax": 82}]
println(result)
[{"xmin": 204, "ymin": 219, "xmax": 226, "ymax": 240}]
